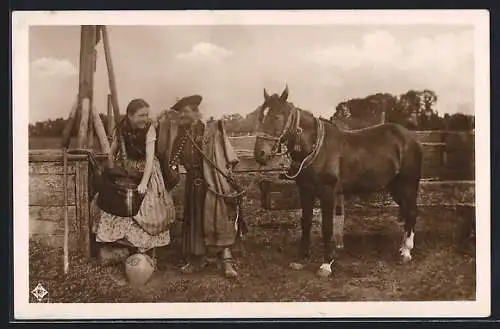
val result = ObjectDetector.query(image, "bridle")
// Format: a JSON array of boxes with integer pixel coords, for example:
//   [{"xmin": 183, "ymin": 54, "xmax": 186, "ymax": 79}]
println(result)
[{"xmin": 257, "ymin": 102, "xmax": 326, "ymax": 179}]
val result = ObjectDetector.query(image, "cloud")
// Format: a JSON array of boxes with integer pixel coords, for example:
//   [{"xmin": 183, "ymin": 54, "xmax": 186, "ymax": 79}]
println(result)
[
  {"xmin": 306, "ymin": 29, "xmax": 473, "ymax": 74},
  {"xmin": 303, "ymin": 29, "xmax": 474, "ymax": 115},
  {"xmin": 31, "ymin": 57, "xmax": 78, "ymax": 77},
  {"xmin": 307, "ymin": 30, "xmax": 402, "ymax": 69},
  {"xmin": 402, "ymin": 30, "xmax": 473, "ymax": 73},
  {"xmin": 175, "ymin": 42, "xmax": 233, "ymax": 61}
]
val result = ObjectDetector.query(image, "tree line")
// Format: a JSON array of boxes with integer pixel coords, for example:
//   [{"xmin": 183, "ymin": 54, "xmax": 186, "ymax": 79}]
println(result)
[
  {"xmin": 29, "ymin": 89, "xmax": 475, "ymax": 137},
  {"xmin": 330, "ymin": 89, "xmax": 474, "ymax": 131}
]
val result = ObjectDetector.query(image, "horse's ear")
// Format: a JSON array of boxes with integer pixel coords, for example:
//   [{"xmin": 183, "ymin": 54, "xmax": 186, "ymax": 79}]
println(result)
[
  {"xmin": 280, "ymin": 84, "xmax": 289, "ymax": 102},
  {"xmin": 264, "ymin": 88, "xmax": 270, "ymax": 101}
]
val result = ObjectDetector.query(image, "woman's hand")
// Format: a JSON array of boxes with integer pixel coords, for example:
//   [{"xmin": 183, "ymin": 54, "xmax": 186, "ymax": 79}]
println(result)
[
  {"xmin": 107, "ymin": 157, "xmax": 114, "ymax": 169},
  {"xmin": 137, "ymin": 180, "xmax": 148, "ymax": 195}
]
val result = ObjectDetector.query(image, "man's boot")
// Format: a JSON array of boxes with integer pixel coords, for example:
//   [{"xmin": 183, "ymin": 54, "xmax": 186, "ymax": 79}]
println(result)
[
  {"xmin": 221, "ymin": 247, "xmax": 238, "ymax": 278},
  {"xmin": 180, "ymin": 254, "xmax": 205, "ymax": 274}
]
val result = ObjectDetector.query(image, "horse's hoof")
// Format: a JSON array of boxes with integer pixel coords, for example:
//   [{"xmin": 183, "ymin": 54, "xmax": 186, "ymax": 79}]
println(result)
[
  {"xmin": 399, "ymin": 248, "xmax": 412, "ymax": 263},
  {"xmin": 401, "ymin": 255, "xmax": 412, "ymax": 263},
  {"xmin": 289, "ymin": 262, "xmax": 304, "ymax": 270},
  {"xmin": 316, "ymin": 263, "xmax": 333, "ymax": 277}
]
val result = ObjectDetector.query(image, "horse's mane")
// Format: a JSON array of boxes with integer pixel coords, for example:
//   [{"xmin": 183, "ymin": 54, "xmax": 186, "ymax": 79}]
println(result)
[{"xmin": 289, "ymin": 102, "xmax": 343, "ymax": 130}]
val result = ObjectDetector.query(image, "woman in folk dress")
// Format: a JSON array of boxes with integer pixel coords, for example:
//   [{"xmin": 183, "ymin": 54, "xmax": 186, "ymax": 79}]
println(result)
[{"xmin": 93, "ymin": 98, "xmax": 175, "ymax": 255}]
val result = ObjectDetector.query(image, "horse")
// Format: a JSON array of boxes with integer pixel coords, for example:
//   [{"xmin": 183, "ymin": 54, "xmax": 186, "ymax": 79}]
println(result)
[{"xmin": 253, "ymin": 85, "xmax": 423, "ymax": 277}]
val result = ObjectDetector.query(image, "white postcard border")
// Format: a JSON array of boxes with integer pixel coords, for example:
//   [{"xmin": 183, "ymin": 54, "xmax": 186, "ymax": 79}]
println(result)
[{"xmin": 12, "ymin": 9, "xmax": 491, "ymax": 319}]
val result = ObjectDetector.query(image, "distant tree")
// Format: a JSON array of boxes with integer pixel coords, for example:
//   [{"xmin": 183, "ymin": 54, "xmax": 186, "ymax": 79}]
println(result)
[
  {"xmin": 384, "ymin": 89, "xmax": 441, "ymax": 130},
  {"xmin": 332, "ymin": 101, "xmax": 351, "ymax": 121},
  {"xmin": 418, "ymin": 89, "xmax": 442, "ymax": 130},
  {"xmin": 332, "ymin": 93, "xmax": 396, "ymax": 129},
  {"xmin": 389, "ymin": 90, "xmax": 422, "ymax": 129},
  {"xmin": 222, "ymin": 113, "xmax": 245, "ymax": 135},
  {"xmin": 240, "ymin": 106, "xmax": 263, "ymax": 134},
  {"xmin": 421, "ymin": 89, "xmax": 438, "ymax": 112},
  {"xmin": 446, "ymin": 113, "xmax": 474, "ymax": 131}
]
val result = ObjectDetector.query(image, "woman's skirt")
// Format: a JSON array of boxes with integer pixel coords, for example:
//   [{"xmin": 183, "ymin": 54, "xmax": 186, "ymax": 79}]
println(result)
[{"xmin": 93, "ymin": 158, "xmax": 176, "ymax": 253}]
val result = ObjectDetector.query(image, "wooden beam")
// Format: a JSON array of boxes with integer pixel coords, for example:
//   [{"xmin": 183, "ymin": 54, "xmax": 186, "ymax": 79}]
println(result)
[
  {"xmin": 76, "ymin": 98, "xmax": 90, "ymax": 148},
  {"xmin": 101, "ymin": 26, "xmax": 127, "ymax": 158},
  {"xmin": 91, "ymin": 106, "xmax": 111, "ymax": 154},
  {"xmin": 29, "ymin": 149, "xmax": 92, "ymax": 162},
  {"xmin": 87, "ymin": 113, "xmax": 95, "ymax": 149},
  {"xmin": 60, "ymin": 99, "xmax": 78, "ymax": 149},
  {"xmin": 258, "ymin": 179, "xmax": 475, "ymax": 210},
  {"xmin": 75, "ymin": 160, "xmax": 91, "ymax": 258},
  {"xmin": 78, "ymin": 26, "xmax": 97, "ymax": 102},
  {"xmin": 107, "ymin": 94, "xmax": 114, "ymax": 137},
  {"xmin": 333, "ymin": 194, "xmax": 345, "ymax": 249},
  {"xmin": 75, "ymin": 25, "xmax": 98, "ymax": 149}
]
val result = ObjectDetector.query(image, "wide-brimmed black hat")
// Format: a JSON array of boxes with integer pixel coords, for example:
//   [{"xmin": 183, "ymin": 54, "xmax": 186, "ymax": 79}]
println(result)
[{"xmin": 171, "ymin": 95, "xmax": 203, "ymax": 111}]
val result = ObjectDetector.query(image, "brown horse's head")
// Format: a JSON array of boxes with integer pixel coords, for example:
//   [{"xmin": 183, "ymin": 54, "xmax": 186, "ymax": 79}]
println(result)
[{"xmin": 253, "ymin": 85, "xmax": 291, "ymax": 165}]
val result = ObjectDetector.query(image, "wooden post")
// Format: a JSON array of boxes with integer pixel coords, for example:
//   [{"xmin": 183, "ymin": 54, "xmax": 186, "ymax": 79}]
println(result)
[
  {"xmin": 87, "ymin": 32, "xmax": 99, "ymax": 150},
  {"xmin": 107, "ymin": 94, "xmax": 114, "ymax": 137},
  {"xmin": 75, "ymin": 159, "xmax": 91, "ymax": 258},
  {"xmin": 78, "ymin": 26, "xmax": 95, "ymax": 102},
  {"xmin": 91, "ymin": 106, "xmax": 111, "ymax": 154},
  {"xmin": 87, "ymin": 114, "xmax": 95, "ymax": 149},
  {"xmin": 77, "ymin": 98, "xmax": 90, "ymax": 148},
  {"xmin": 76, "ymin": 26, "xmax": 98, "ymax": 149},
  {"xmin": 60, "ymin": 99, "xmax": 78, "ymax": 148},
  {"xmin": 333, "ymin": 194, "xmax": 345, "ymax": 250},
  {"xmin": 101, "ymin": 26, "xmax": 126, "ymax": 158}
]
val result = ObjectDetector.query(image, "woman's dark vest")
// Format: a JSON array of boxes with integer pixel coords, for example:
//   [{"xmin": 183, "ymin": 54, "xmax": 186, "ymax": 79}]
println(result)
[{"xmin": 119, "ymin": 118, "xmax": 152, "ymax": 161}]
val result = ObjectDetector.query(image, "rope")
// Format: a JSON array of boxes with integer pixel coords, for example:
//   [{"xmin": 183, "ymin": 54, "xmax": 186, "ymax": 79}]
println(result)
[{"xmin": 185, "ymin": 130, "xmax": 257, "ymax": 239}]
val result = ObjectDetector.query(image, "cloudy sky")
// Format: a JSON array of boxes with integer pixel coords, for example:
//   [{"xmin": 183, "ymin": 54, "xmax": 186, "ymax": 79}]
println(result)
[{"xmin": 29, "ymin": 24, "xmax": 474, "ymax": 123}]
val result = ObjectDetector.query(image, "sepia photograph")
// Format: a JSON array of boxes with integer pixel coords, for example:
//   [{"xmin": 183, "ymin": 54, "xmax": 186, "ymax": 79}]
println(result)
[{"xmin": 12, "ymin": 10, "xmax": 490, "ymax": 319}]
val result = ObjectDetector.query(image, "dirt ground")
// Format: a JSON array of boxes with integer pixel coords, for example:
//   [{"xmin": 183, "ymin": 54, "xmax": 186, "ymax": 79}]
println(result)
[{"xmin": 29, "ymin": 201, "xmax": 475, "ymax": 303}]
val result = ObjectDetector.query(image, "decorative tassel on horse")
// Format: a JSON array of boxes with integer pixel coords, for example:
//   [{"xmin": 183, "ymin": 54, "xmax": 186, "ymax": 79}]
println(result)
[{"xmin": 293, "ymin": 127, "xmax": 303, "ymax": 153}]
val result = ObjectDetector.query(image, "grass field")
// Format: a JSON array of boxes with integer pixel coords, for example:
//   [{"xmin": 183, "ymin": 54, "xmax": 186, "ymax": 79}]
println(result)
[{"xmin": 29, "ymin": 200, "xmax": 475, "ymax": 303}]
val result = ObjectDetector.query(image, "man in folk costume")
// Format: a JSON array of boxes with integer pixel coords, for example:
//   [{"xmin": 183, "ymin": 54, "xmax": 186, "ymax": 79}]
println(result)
[{"xmin": 156, "ymin": 95, "xmax": 243, "ymax": 278}]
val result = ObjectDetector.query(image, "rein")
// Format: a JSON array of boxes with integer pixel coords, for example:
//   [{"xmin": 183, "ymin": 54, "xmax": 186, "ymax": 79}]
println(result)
[
  {"xmin": 259, "ymin": 104, "xmax": 326, "ymax": 179},
  {"xmin": 283, "ymin": 117, "xmax": 325, "ymax": 179},
  {"xmin": 185, "ymin": 132, "xmax": 259, "ymax": 199}
]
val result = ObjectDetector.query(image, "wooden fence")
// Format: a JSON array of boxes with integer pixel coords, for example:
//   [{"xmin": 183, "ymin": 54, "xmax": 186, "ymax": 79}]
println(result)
[
  {"xmin": 415, "ymin": 130, "xmax": 475, "ymax": 180},
  {"xmin": 28, "ymin": 130, "xmax": 474, "ymax": 258},
  {"xmin": 29, "ymin": 150, "xmax": 91, "ymax": 258}
]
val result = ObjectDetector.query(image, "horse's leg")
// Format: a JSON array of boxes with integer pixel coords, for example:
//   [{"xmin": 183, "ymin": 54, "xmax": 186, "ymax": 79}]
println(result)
[
  {"xmin": 290, "ymin": 184, "xmax": 314, "ymax": 269},
  {"xmin": 333, "ymin": 194, "xmax": 345, "ymax": 250},
  {"xmin": 317, "ymin": 185, "xmax": 335, "ymax": 277},
  {"xmin": 392, "ymin": 177, "xmax": 418, "ymax": 263},
  {"xmin": 388, "ymin": 177, "xmax": 405, "ymax": 225},
  {"xmin": 401, "ymin": 188, "xmax": 418, "ymax": 263}
]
